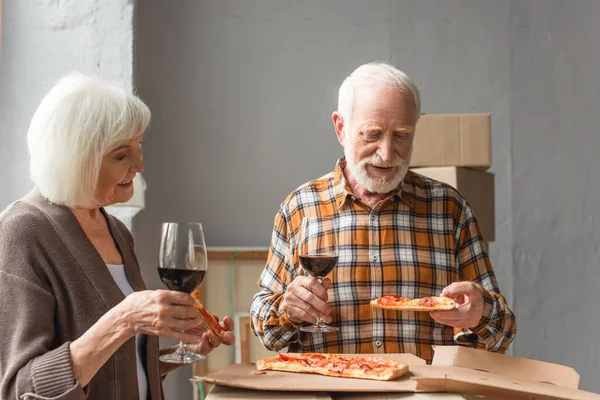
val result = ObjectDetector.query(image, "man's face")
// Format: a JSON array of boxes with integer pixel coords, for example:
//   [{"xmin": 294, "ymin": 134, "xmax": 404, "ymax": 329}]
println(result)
[{"xmin": 338, "ymin": 87, "xmax": 417, "ymax": 194}]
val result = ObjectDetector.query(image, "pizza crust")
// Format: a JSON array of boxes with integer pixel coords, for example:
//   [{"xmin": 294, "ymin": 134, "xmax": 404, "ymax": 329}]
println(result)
[
  {"xmin": 191, "ymin": 290, "xmax": 227, "ymax": 339},
  {"xmin": 370, "ymin": 298, "xmax": 456, "ymax": 311},
  {"xmin": 256, "ymin": 355, "xmax": 409, "ymax": 381}
]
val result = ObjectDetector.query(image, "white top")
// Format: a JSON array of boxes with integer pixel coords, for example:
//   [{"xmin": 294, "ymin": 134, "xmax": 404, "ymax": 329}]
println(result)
[{"xmin": 106, "ymin": 264, "xmax": 149, "ymax": 400}]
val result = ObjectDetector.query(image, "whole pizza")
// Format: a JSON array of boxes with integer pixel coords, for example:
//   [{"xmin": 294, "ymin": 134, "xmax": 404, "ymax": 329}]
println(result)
[{"xmin": 255, "ymin": 352, "xmax": 409, "ymax": 381}]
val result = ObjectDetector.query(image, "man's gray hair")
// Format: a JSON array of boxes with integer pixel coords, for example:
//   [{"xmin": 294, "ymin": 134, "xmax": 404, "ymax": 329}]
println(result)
[
  {"xmin": 27, "ymin": 73, "xmax": 151, "ymax": 208},
  {"xmin": 337, "ymin": 61, "xmax": 421, "ymax": 122}
]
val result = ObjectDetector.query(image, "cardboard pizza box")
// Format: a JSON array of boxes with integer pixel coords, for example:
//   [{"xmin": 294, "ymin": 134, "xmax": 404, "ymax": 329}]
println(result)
[
  {"xmin": 411, "ymin": 114, "xmax": 491, "ymax": 169},
  {"xmin": 333, "ymin": 394, "xmax": 497, "ymax": 400},
  {"xmin": 196, "ymin": 353, "xmax": 425, "ymax": 397},
  {"xmin": 206, "ymin": 385, "xmax": 331, "ymax": 400},
  {"xmin": 431, "ymin": 346, "xmax": 580, "ymax": 389},
  {"xmin": 195, "ymin": 348, "xmax": 600, "ymax": 400},
  {"xmin": 207, "ymin": 387, "xmax": 496, "ymax": 400}
]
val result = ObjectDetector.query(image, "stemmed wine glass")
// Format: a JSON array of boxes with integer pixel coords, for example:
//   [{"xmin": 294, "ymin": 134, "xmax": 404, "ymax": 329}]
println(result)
[
  {"xmin": 298, "ymin": 216, "xmax": 339, "ymax": 333},
  {"xmin": 157, "ymin": 222, "xmax": 208, "ymax": 363}
]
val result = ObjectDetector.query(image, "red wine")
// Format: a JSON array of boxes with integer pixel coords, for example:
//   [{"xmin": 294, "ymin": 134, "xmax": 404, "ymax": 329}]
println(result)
[
  {"xmin": 299, "ymin": 255, "xmax": 338, "ymax": 278},
  {"xmin": 158, "ymin": 268, "xmax": 206, "ymax": 293}
]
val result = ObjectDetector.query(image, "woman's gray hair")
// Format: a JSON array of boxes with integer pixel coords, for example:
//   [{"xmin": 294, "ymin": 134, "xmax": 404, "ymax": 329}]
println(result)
[
  {"xmin": 27, "ymin": 73, "xmax": 151, "ymax": 208},
  {"xmin": 337, "ymin": 61, "xmax": 421, "ymax": 123}
]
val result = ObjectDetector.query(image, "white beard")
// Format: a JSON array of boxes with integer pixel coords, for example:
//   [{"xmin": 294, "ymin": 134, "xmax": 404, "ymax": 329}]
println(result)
[{"xmin": 344, "ymin": 135, "xmax": 411, "ymax": 194}]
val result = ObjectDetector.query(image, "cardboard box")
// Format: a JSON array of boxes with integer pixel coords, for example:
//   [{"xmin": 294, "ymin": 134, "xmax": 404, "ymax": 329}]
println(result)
[
  {"xmin": 410, "ymin": 167, "xmax": 495, "ymax": 241},
  {"xmin": 206, "ymin": 387, "xmax": 492, "ymax": 400},
  {"xmin": 411, "ymin": 114, "xmax": 491, "ymax": 169},
  {"xmin": 432, "ymin": 346, "xmax": 579, "ymax": 389},
  {"xmin": 195, "ymin": 346, "xmax": 600, "ymax": 400}
]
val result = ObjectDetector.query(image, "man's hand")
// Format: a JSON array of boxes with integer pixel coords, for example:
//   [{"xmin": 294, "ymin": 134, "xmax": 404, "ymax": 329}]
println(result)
[
  {"xmin": 280, "ymin": 276, "xmax": 332, "ymax": 324},
  {"xmin": 429, "ymin": 282, "xmax": 485, "ymax": 328}
]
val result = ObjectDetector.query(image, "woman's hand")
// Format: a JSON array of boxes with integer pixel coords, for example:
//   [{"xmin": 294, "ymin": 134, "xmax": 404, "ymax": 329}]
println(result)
[
  {"xmin": 187, "ymin": 316, "xmax": 236, "ymax": 355},
  {"xmin": 115, "ymin": 290, "xmax": 206, "ymax": 345}
]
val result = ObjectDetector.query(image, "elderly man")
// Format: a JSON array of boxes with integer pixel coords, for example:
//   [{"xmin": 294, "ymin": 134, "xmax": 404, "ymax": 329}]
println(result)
[{"xmin": 250, "ymin": 62, "xmax": 515, "ymax": 362}]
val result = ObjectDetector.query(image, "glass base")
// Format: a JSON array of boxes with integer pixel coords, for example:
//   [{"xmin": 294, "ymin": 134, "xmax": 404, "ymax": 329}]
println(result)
[
  {"xmin": 300, "ymin": 324, "xmax": 339, "ymax": 333},
  {"xmin": 160, "ymin": 348, "xmax": 206, "ymax": 364}
]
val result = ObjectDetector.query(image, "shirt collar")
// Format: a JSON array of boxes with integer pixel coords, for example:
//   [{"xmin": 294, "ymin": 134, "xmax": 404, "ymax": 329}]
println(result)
[{"xmin": 333, "ymin": 157, "xmax": 415, "ymax": 210}]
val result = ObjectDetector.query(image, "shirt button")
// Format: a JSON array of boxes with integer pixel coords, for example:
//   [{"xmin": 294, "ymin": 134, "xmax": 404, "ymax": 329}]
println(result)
[
  {"xmin": 372, "ymin": 255, "xmax": 378, "ymax": 261},
  {"xmin": 370, "ymin": 215, "xmax": 376, "ymax": 221},
  {"xmin": 350, "ymin": 196, "xmax": 356, "ymax": 201},
  {"xmin": 375, "ymin": 341, "xmax": 382, "ymax": 347}
]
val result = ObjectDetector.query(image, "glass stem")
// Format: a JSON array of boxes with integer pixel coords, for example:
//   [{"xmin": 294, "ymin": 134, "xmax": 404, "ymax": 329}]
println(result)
[
  {"xmin": 315, "ymin": 277, "xmax": 325, "ymax": 326},
  {"xmin": 176, "ymin": 341, "xmax": 187, "ymax": 357}
]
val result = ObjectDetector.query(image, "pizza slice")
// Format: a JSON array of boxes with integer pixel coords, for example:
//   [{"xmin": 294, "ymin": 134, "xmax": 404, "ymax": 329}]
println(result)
[
  {"xmin": 191, "ymin": 289, "xmax": 226, "ymax": 339},
  {"xmin": 370, "ymin": 295, "xmax": 456, "ymax": 311},
  {"xmin": 256, "ymin": 353, "xmax": 408, "ymax": 381}
]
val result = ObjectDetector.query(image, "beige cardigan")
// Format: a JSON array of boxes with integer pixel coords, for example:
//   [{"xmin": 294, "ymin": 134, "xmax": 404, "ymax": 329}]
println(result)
[{"xmin": 0, "ymin": 191, "xmax": 163, "ymax": 399}]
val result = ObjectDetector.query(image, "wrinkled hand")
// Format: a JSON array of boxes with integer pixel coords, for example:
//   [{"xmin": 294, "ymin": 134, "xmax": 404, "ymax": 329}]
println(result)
[
  {"xmin": 429, "ymin": 282, "xmax": 485, "ymax": 328},
  {"xmin": 280, "ymin": 276, "xmax": 332, "ymax": 324},
  {"xmin": 186, "ymin": 316, "xmax": 236, "ymax": 355},
  {"xmin": 116, "ymin": 290, "xmax": 206, "ymax": 345}
]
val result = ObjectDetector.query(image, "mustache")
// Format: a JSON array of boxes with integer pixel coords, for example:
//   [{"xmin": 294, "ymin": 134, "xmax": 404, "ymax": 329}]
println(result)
[{"xmin": 358, "ymin": 155, "xmax": 403, "ymax": 168}]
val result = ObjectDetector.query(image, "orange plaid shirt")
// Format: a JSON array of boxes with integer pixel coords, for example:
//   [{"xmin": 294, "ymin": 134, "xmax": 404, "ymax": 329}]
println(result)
[{"xmin": 251, "ymin": 158, "xmax": 516, "ymax": 362}]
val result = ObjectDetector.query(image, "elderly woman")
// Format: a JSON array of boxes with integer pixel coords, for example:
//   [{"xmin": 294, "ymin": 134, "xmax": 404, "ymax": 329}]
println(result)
[{"xmin": 0, "ymin": 74, "xmax": 235, "ymax": 399}]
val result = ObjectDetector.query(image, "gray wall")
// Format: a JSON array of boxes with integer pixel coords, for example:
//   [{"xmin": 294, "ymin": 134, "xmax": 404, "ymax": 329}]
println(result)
[
  {"xmin": 0, "ymin": 0, "xmax": 135, "ymax": 208},
  {"xmin": 510, "ymin": 0, "xmax": 600, "ymax": 390},
  {"xmin": 134, "ymin": 0, "xmax": 512, "ymax": 286}
]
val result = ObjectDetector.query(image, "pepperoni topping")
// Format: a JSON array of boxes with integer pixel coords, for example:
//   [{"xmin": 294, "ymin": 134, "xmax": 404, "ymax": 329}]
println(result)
[{"xmin": 417, "ymin": 297, "xmax": 433, "ymax": 307}]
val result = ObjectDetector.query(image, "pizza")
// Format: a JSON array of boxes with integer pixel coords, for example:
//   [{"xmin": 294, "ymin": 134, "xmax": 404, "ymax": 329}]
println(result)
[
  {"xmin": 191, "ymin": 290, "xmax": 226, "ymax": 339},
  {"xmin": 370, "ymin": 295, "xmax": 456, "ymax": 311},
  {"xmin": 255, "ymin": 353, "xmax": 409, "ymax": 381}
]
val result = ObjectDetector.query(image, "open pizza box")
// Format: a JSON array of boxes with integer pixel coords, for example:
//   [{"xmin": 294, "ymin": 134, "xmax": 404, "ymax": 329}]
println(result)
[{"xmin": 193, "ymin": 346, "xmax": 600, "ymax": 400}]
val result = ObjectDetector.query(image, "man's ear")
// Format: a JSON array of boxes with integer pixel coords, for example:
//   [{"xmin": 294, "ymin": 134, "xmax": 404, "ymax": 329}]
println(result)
[{"xmin": 332, "ymin": 112, "xmax": 345, "ymax": 146}]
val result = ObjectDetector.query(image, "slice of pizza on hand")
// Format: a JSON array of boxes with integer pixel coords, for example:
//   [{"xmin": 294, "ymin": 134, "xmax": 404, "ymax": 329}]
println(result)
[
  {"xmin": 191, "ymin": 289, "xmax": 226, "ymax": 339},
  {"xmin": 370, "ymin": 295, "xmax": 456, "ymax": 311},
  {"xmin": 255, "ymin": 353, "xmax": 409, "ymax": 381}
]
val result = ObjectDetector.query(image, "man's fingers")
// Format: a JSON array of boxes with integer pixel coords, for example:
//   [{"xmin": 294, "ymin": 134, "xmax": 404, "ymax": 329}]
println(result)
[
  {"xmin": 442, "ymin": 282, "xmax": 478, "ymax": 298},
  {"xmin": 287, "ymin": 304, "xmax": 319, "ymax": 324},
  {"xmin": 430, "ymin": 305, "xmax": 480, "ymax": 329},
  {"xmin": 302, "ymin": 276, "xmax": 329, "ymax": 301},
  {"xmin": 293, "ymin": 288, "xmax": 331, "ymax": 315},
  {"xmin": 283, "ymin": 275, "xmax": 333, "ymax": 324},
  {"xmin": 290, "ymin": 293, "xmax": 325, "ymax": 320},
  {"xmin": 429, "ymin": 310, "xmax": 467, "ymax": 327},
  {"xmin": 430, "ymin": 309, "xmax": 462, "ymax": 321}
]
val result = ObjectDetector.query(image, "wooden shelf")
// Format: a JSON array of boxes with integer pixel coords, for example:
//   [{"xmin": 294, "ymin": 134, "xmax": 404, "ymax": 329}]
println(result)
[{"xmin": 207, "ymin": 246, "xmax": 269, "ymax": 261}]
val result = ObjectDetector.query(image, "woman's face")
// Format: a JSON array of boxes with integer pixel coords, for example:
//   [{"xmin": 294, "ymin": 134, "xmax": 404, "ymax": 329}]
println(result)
[{"xmin": 95, "ymin": 133, "xmax": 145, "ymax": 207}]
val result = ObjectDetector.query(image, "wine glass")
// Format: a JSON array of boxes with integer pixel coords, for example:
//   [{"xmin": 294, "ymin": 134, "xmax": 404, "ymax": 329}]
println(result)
[
  {"xmin": 298, "ymin": 216, "xmax": 339, "ymax": 333},
  {"xmin": 157, "ymin": 222, "xmax": 208, "ymax": 363}
]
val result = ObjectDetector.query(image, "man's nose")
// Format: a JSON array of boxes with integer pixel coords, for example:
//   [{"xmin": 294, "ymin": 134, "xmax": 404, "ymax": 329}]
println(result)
[{"xmin": 376, "ymin": 138, "xmax": 394, "ymax": 164}]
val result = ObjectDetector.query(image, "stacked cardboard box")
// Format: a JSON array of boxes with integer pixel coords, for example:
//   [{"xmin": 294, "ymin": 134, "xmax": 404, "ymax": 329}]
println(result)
[{"xmin": 410, "ymin": 114, "xmax": 495, "ymax": 241}]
